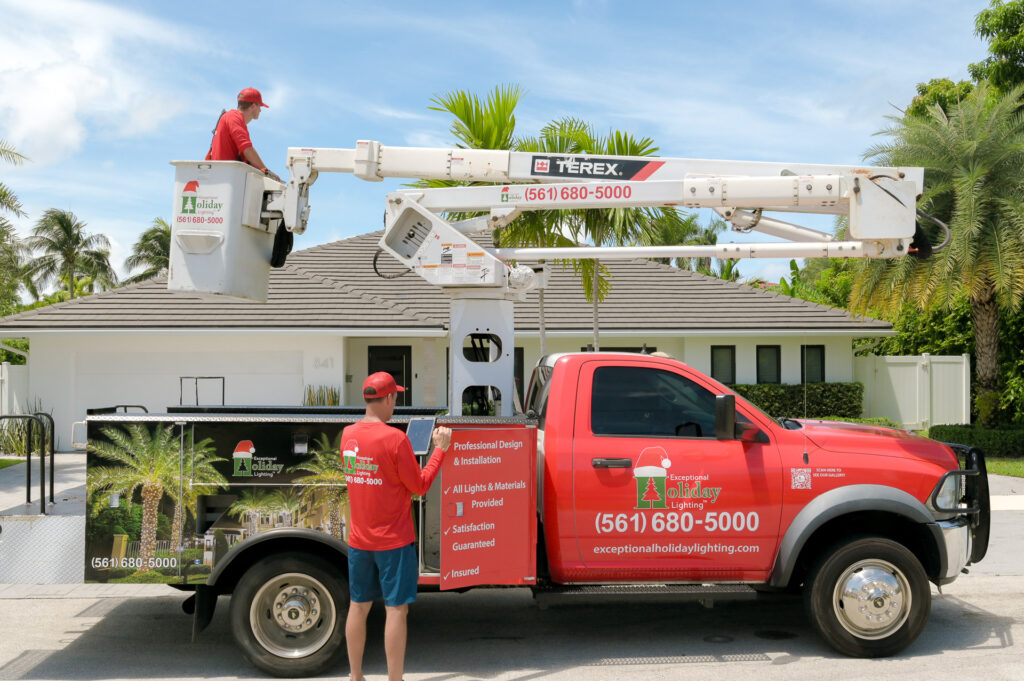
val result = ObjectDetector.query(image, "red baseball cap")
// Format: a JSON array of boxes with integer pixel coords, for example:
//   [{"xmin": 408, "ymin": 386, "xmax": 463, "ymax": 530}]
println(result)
[
  {"xmin": 237, "ymin": 87, "xmax": 269, "ymax": 108},
  {"xmin": 363, "ymin": 372, "xmax": 406, "ymax": 398}
]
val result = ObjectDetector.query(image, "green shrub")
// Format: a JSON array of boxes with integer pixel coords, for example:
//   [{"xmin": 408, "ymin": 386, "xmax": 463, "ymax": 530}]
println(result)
[
  {"xmin": 928, "ymin": 425, "xmax": 1024, "ymax": 457},
  {"xmin": 730, "ymin": 382, "xmax": 863, "ymax": 419},
  {"xmin": 304, "ymin": 385, "xmax": 341, "ymax": 406},
  {"xmin": 816, "ymin": 416, "xmax": 903, "ymax": 429}
]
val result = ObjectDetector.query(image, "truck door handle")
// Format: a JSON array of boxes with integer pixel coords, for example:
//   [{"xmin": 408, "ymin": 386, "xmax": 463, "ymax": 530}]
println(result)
[{"xmin": 592, "ymin": 458, "xmax": 633, "ymax": 468}]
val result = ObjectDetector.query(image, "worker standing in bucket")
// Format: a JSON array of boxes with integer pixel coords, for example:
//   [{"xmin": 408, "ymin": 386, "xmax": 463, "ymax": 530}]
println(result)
[{"xmin": 206, "ymin": 87, "xmax": 282, "ymax": 181}]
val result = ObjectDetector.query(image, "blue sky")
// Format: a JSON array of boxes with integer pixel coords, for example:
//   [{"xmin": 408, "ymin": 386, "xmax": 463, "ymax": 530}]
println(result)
[{"xmin": 0, "ymin": 0, "xmax": 990, "ymax": 288}]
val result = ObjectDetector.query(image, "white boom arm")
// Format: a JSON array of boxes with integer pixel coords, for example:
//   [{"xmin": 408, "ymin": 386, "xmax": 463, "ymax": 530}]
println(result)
[
  {"xmin": 276, "ymin": 142, "xmax": 923, "ymax": 281},
  {"xmin": 169, "ymin": 141, "xmax": 928, "ymax": 416}
]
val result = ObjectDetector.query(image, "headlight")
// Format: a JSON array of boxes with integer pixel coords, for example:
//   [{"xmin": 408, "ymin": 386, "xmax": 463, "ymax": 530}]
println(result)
[{"xmin": 934, "ymin": 474, "xmax": 963, "ymax": 511}]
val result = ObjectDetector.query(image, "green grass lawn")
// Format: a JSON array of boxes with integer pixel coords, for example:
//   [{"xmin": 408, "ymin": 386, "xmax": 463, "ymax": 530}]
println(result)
[
  {"xmin": 0, "ymin": 458, "xmax": 23, "ymax": 471},
  {"xmin": 987, "ymin": 457, "xmax": 1024, "ymax": 478}
]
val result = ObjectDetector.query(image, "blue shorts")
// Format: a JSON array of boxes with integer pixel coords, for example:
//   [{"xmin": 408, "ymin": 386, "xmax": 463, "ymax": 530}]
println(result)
[{"xmin": 348, "ymin": 543, "xmax": 418, "ymax": 607}]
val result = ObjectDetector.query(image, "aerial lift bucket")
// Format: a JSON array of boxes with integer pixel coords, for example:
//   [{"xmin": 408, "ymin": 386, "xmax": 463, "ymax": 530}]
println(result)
[{"xmin": 168, "ymin": 161, "xmax": 281, "ymax": 302}]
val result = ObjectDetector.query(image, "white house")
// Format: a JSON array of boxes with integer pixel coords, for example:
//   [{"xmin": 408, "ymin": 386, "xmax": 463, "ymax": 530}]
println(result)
[{"xmin": 0, "ymin": 232, "xmax": 894, "ymax": 448}]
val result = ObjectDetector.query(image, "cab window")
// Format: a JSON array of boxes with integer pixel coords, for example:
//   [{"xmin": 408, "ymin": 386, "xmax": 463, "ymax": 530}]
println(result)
[
  {"xmin": 591, "ymin": 365, "xmax": 717, "ymax": 438},
  {"xmin": 525, "ymin": 364, "xmax": 553, "ymax": 425}
]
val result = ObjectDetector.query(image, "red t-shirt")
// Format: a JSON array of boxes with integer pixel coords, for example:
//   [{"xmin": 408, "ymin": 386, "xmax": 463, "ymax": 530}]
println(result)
[
  {"xmin": 206, "ymin": 109, "xmax": 253, "ymax": 163},
  {"xmin": 341, "ymin": 420, "xmax": 445, "ymax": 551}
]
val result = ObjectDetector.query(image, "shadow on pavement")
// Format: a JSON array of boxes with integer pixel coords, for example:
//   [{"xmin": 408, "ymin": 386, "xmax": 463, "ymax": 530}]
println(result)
[{"xmin": 0, "ymin": 586, "xmax": 1015, "ymax": 680}]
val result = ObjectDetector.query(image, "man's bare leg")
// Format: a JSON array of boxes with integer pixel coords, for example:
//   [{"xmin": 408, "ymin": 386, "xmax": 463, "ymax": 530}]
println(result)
[
  {"xmin": 384, "ymin": 604, "xmax": 409, "ymax": 681},
  {"xmin": 346, "ymin": 601, "xmax": 373, "ymax": 681}
]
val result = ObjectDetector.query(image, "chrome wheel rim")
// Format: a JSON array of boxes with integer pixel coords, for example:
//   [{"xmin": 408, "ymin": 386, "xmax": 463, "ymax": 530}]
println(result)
[
  {"xmin": 832, "ymin": 559, "xmax": 911, "ymax": 640},
  {"xmin": 250, "ymin": 572, "xmax": 336, "ymax": 658}
]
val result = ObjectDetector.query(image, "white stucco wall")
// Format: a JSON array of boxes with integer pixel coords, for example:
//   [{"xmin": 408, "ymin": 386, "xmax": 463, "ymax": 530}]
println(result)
[
  {"xmin": 681, "ymin": 335, "xmax": 854, "ymax": 384},
  {"xmin": 24, "ymin": 329, "xmax": 860, "ymax": 449},
  {"xmin": 28, "ymin": 333, "xmax": 346, "ymax": 449}
]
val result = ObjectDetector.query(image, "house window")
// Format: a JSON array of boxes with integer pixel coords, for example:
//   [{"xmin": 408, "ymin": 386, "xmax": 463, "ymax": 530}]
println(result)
[
  {"xmin": 710, "ymin": 345, "xmax": 736, "ymax": 384},
  {"xmin": 801, "ymin": 345, "xmax": 825, "ymax": 383},
  {"xmin": 756, "ymin": 345, "xmax": 781, "ymax": 384}
]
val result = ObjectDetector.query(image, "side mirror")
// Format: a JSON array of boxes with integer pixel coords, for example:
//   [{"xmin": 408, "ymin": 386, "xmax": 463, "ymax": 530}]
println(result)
[
  {"xmin": 716, "ymin": 394, "xmax": 766, "ymax": 443},
  {"xmin": 715, "ymin": 394, "xmax": 736, "ymax": 440},
  {"xmin": 736, "ymin": 421, "xmax": 764, "ymax": 443}
]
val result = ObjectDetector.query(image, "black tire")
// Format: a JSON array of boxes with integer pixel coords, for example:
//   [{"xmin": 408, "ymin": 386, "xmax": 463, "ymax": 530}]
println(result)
[
  {"xmin": 804, "ymin": 537, "xmax": 930, "ymax": 657},
  {"xmin": 230, "ymin": 552, "xmax": 349, "ymax": 677}
]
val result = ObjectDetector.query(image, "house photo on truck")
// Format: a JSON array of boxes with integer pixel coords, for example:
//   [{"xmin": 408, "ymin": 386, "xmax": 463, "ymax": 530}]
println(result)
[{"xmin": 82, "ymin": 351, "xmax": 990, "ymax": 677}]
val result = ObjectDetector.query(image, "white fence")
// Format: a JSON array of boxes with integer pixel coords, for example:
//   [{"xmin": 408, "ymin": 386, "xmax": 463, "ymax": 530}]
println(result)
[
  {"xmin": 0, "ymin": 361, "xmax": 28, "ymax": 414},
  {"xmin": 854, "ymin": 354, "xmax": 970, "ymax": 430}
]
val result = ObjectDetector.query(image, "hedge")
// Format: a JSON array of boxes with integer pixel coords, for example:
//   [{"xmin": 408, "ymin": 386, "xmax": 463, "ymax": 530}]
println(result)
[
  {"xmin": 928, "ymin": 425, "xmax": 1024, "ymax": 458},
  {"xmin": 818, "ymin": 416, "xmax": 903, "ymax": 429},
  {"xmin": 730, "ymin": 382, "xmax": 863, "ymax": 419}
]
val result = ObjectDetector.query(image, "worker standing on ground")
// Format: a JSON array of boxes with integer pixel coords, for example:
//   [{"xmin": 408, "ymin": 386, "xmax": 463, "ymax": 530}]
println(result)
[
  {"xmin": 341, "ymin": 372, "xmax": 451, "ymax": 681},
  {"xmin": 206, "ymin": 87, "xmax": 282, "ymax": 181}
]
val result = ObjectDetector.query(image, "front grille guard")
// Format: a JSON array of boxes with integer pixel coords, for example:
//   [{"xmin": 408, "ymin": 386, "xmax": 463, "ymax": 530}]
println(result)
[{"xmin": 941, "ymin": 443, "xmax": 990, "ymax": 565}]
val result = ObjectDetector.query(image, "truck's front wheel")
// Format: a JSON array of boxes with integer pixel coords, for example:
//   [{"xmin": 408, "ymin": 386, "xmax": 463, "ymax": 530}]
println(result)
[
  {"xmin": 805, "ymin": 537, "xmax": 930, "ymax": 657},
  {"xmin": 230, "ymin": 552, "xmax": 349, "ymax": 677}
]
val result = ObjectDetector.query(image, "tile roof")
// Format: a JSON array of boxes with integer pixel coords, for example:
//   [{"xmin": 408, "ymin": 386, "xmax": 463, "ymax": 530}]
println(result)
[{"xmin": 0, "ymin": 231, "xmax": 890, "ymax": 334}]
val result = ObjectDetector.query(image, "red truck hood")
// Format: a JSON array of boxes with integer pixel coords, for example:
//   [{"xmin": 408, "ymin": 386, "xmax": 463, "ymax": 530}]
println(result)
[{"xmin": 795, "ymin": 419, "xmax": 958, "ymax": 468}]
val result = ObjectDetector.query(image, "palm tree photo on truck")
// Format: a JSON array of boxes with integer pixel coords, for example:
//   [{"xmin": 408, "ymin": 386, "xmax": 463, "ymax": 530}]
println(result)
[
  {"xmin": 166, "ymin": 436, "xmax": 227, "ymax": 549},
  {"xmin": 123, "ymin": 217, "xmax": 171, "ymax": 284},
  {"xmin": 290, "ymin": 433, "xmax": 348, "ymax": 539},
  {"xmin": 228, "ymin": 489, "xmax": 278, "ymax": 535},
  {"xmin": 88, "ymin": 423, "xmax": 186, "ymax": 573},
  {"xmin": 854, "ymin": 82, "xmax": 1024, "ymax": 426},
  {"xmin": 25, "ymin": 208, "xmax": 117, "ymax": 299}
]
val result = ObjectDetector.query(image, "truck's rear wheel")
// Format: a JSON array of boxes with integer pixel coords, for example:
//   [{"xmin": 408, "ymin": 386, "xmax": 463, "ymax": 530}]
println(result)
[
  {"xmin": 230, "ymin": 552, "xmax": 348, "ymax": 677},
  {"xmin": 805, "ymin": 537, "xmax": 930, "ymax": 657}
]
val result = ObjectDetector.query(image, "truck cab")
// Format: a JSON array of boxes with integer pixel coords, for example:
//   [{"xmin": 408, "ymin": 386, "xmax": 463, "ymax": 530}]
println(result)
[{"xmin": 525, "ymin": 351, "xmax": 988, "ymax": 656}]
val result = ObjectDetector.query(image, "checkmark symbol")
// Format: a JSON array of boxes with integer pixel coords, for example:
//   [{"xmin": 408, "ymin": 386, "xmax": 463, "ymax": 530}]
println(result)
[
  {"xmin": 444, "ymin": 527, "xmax": 451, "ymax": 535},
  {"xmin": 444, "ymin": 486, "xmax": 451, "ymax": 494}
]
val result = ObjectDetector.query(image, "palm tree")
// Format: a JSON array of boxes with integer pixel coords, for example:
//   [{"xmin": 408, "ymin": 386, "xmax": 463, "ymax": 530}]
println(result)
[
  {"xmin": 87, "ymin": 424, "xmax": 182, "ymax": 572},
  {"xmin": 290, "ymin": 433, "xmax": 348, "ymax": 539},
  {"xmin": 0, "ymin": 220, "xmax": 29, "ymax": 316},
  {"xmin": 123, "ymin": 218, "xmax": 171, "ymax": 284},
  {"xmin": 270, "ymin": 487, "xmax": 302, "ymax": 525},
  {"xmin": 0, "ymin": 139, "xmax": 30, "ymax": 316},
  {"xmin": 26, "ymin": 209, "xmax": 117, "ymax": 299},
  {"xmin": 228, "ymin": 489, "xmax": 278, "ymax": 535},
  {"xmin": 549, "ymin": 123, "xmax": 680, "ymax": 349},
  {"xmin": 699, "ymin": 258, "xmax": 742, "ymax": 282},
  {"xmin": 0, "ymin": 138, "xmax": 27, "ymax": 220},
  {"xmin": 855, "ymin": 82, "xmax": 1024, "ymax": 425}
]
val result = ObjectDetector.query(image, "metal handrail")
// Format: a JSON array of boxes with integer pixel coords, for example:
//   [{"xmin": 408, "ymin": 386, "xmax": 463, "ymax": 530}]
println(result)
[
  {"xmin": 33, "ymin": 412, "xmax": 55, "ymax": 504},
  {"xmin": 0, "ymin": 414, "xmax": 46, "ymax": 514}
]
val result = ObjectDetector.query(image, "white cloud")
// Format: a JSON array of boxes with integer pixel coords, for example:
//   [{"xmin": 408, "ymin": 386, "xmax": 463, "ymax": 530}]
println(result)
[{"xmin": 0, "ymin": 0, "xmax": 209, "ymax": 163}]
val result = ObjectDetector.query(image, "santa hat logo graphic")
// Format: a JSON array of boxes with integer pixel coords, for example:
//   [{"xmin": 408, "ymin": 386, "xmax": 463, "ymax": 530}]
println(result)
[
  {"xmin": 181, "ymin": 180, "xmax": 200, "ymax": 215},
  {"xmin": 342, "ymin": 439, "xmax": 359, "ymax": 476},
  {"xmin": 634, "ymin": 446, "xmax": 671, "ymax": 509},
  {"xmin": 232, "ymin": 440, "xmax": 255, "ymax": 477}
]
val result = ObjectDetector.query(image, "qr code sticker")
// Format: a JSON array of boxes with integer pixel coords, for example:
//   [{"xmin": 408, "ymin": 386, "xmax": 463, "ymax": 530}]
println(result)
[{"xmin": 791, "ymin": 468, "xmax": 812, "ymax": 490}]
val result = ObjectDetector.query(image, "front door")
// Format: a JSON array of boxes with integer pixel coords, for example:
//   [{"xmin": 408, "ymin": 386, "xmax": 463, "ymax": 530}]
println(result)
[
  {"xmin": 571, "ymin": 359, "xmax": 783, "ymax": 582},
  {"xmin": 368, "ymin": 346, "xmax": 412, "ymax": 406}
]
